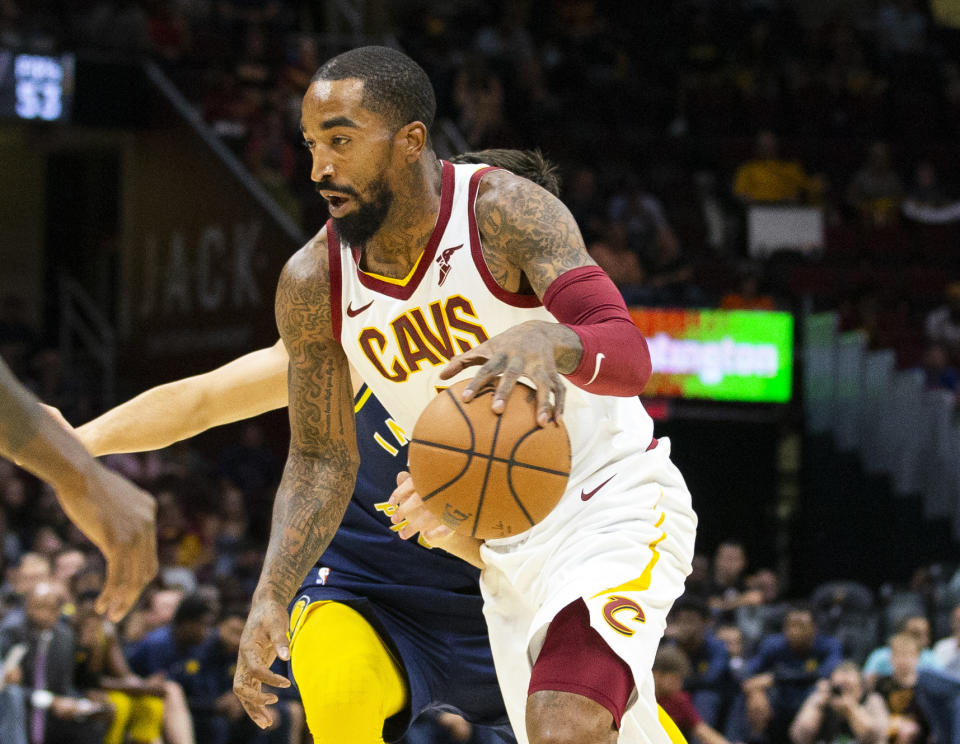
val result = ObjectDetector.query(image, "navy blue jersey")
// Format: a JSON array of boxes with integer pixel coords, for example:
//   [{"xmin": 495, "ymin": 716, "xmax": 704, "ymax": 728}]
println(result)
[
  {"xmin": 300, "ymin": 385, "xmax": 482, "ymax": 612},
  {"xmin": 294, "ymin": 386, "xmax": 511, "ymax": 742}
]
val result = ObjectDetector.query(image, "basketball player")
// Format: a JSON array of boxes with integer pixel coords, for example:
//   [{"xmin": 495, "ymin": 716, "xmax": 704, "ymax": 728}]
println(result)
[
  {"xmin": 50, "ymin": 151, "xmax": 560, "ymax": 743},
  {"xmin": 234, "ymin": 47, "xmax": 697, "ymax": 744},
  {"xmin": 0, "ymin": 356, "xmax": 157, "ymax": 621}
]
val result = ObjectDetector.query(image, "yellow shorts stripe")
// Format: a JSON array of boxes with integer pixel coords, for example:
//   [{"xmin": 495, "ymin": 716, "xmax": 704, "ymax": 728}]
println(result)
[{"xmin": 658, "ymin": 704, "xmax": 689, "ymax": 743}]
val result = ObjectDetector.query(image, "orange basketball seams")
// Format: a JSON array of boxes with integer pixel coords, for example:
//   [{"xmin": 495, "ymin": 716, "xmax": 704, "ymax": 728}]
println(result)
[{"xmin": 408, "ymin": 379, "xmax": 570, "ymax": 539}]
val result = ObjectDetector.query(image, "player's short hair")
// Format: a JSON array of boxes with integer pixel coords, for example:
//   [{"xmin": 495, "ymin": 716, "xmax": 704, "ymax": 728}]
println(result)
[
  {"xmin": 450, "ymin": 149, "xmax": 562, "ymax": 197},
  {"xmin": 653, "ymin": 645, "xmax": 691, "ymax": 677},
  {"xmin": 312, "ymin": 46, "xmax": 436, "ymax": 132}
]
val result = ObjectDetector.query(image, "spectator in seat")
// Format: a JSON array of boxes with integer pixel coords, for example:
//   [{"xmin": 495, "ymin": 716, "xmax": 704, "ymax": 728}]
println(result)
[
  {"xmin": 932, "ymin": 602, "xmax": 960, "ymax": 674},
  {"xmin": 707, "ymin": 541, "xmax": 764, "ymax": 621},
  {"xmin": 906, "ymin": 160, "xmax": 950, "ymax": 209},
  {"xmin": 665, "ymin": 595, "xmax": 734, "ymax": 727},
  {"xmin": 653, "ymin": 645, "xmax": 735, "ymax": 744},
  {"xmin": 2, "ymin": 553, "xmax": 51, "ymax": 622},
  {"xmin": 730, "ymin": 606, "xmax": 843, "ymax": 743},
  {"xmin": 126, "ymin": 592, "xmax": 215, "ymax": 700},
  {"xmin": 0, "ymin": 582, "xmax": 108, "ymax": 744},
  {"xmin": 863, "ymin": 614, "xmax": 938, "ymax": 689},
  {"xmin": 607, "ymin": 177, "xmax": 682, "ymax": 270},
  {"xmin": 453, "ymin": 62, "xmax": 519, "ymax": 151},
  {"xmin": 736, "ymin": 569, "xmax": 788, "ymax": 656},
  {"xmin": 720, "ymin": 266, "xmax": 776, "ymax": 310},
  {"xmin": 902, "ymin": 160, "xmax": 960, "ymax": 223},
  {"xmin": 789, "ymin": 661, "xmax": 888, "ymax": 744},
  {"xmin": 875, "ymin": 633, "xmax": 930, "ymax": 744},
  {"xmin": 846, "ymin": 142, "xmax": 904, "ymax": 227},
  {"xmin": 121, "ymin": 586, "xmax": 187, "ymax": 646},
  {"xmin": 716, "ymin": 624, "xmax": 747, "ymax": 681},
  {"xmin": 733, "ymin": 131, "xmax": 821, "ymax": 204},
  {"xmin": 918, "ymin": 342, "xmax": 959, "ymax": 394},
  {"xmin": 72, "ymin": 589, "xmax": 168, "ymax": 744},
  {"xmin": 587, "ymin": 222, "xmax": 645, "ymax": 291},
  {"xmin": 924, "ymin": 281, "xmax": 960, "ymax": 367},
  {"xmin": 875, "ymin": 0, "xmax": 928, "ymax": 57}
]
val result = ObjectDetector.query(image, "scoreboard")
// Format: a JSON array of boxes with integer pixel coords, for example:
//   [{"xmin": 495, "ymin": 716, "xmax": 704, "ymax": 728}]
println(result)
[{"xmin": 0, "ymin": 49, "xmax": 75, "ymax": 123}]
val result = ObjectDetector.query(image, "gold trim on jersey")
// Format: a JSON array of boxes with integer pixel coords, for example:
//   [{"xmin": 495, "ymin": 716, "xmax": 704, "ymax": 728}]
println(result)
[{"xmin": 358, "ymin": 250, "xmax": 425, "ymax": 286}]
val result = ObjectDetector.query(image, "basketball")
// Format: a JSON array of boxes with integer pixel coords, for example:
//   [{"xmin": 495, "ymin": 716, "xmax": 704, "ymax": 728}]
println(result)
[{"xmin": 408, "ymin": 379, "xmax": 571, "ymax": 540}]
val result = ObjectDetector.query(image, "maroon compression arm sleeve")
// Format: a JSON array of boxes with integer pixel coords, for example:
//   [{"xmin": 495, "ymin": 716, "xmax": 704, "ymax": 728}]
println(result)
[{"xmin": 542, "ymin": 265, "xmax": 652, "ymax": 396}]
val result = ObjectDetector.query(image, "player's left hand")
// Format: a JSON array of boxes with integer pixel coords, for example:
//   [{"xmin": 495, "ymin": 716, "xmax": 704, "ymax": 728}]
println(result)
[
  {"xmin": 439, "ymin": 320, "xmax": 572, "ymax": 427},
  {"xmin": 389, "ymin": 471, "xmax": 454, "ymax": 544},
  {"xmin": 233, "ymin": 599, "xmax": 291, "ymax": 729}
]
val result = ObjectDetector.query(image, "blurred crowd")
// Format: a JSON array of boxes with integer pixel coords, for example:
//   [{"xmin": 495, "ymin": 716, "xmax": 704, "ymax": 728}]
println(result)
[
  {"xmin": 1, "ymin": 2, "xmax": 960, "ymax": 742},
  {"xmin": 2, "ymin": 461, "xmax": 960, "ymax": 744},
  {"xmin": 0, "ymin": 1, "xmax": 957, "ymax": 404},
  {"xmin": 657, "ymin": 540, "xmax": 960, "ymax": 743},
  {"xmin": 2, "ymin": 1, "xmax": 960, "ymax": 375}
]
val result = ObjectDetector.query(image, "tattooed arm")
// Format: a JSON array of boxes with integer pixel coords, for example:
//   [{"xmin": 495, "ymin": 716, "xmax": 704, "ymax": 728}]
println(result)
[
  {"xmin": 0, "ymin": 357, "xmax": 157, "ymax": 622},
  {"xmin": 440, "ymin": 171, "xmax": 591, "ymax": 422},
  {"xmin": 233, "ymin": 231, "xmax": 361, "ymax": 728},
  {"xmin": 473, "ymin": 169, "xmax": 596, "ymax": 298},
  {"xmin": 441, "ymin": 169, "xmax": 651, "ymax": 419}
]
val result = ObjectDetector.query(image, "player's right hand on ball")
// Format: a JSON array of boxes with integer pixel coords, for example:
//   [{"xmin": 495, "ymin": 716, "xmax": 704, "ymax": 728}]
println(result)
[
  {"xmin": 233, "ymin": 599, "xmax": 291, "ymax": 729},
  {"xmin": 389, "ymin": 471, "xmax": 454, "ymax": 545}
]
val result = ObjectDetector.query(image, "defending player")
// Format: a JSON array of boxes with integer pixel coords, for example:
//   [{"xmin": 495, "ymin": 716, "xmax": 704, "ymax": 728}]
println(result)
[
  {"xmin": 55, "ymin": 151, "xmax": 560, "ymax": 743},
  {"xmin": 236, "ymin": 47, "xmax": 696, "ymax": 744},
  {"xmin": 0, "ymin": 356, "xmax": 157, "ymax": 621}
]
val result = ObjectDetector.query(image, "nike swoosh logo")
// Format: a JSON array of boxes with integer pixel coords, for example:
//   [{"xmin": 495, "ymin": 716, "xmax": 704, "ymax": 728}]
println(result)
[
  {"xmin": 586, "ymin": 353, "xmax": 605, "ymax": 385},
  {"xmin": 580, "ymin": 474, "xmax": 615, "ymax": 501},
  {"xmin": 346, "ymin": 300, "xmax": 374, "ymax": 317}
]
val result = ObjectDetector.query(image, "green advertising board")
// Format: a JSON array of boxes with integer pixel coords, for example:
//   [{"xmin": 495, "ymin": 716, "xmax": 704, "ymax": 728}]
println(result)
[{"xmin": 629, "ymin": 309, "xmax": 794, "ymax": 403}]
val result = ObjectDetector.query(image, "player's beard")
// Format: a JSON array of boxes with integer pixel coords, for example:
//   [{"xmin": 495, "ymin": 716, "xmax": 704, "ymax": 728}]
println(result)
[{"xmin": 329, "ymin": 176, "xmax": 394, "ymax": 247}]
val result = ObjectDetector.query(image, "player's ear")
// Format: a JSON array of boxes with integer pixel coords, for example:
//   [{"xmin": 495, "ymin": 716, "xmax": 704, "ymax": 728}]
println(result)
[{"xmin": 398, "ymin": 121, "xmax": 428, "ymax": 163}]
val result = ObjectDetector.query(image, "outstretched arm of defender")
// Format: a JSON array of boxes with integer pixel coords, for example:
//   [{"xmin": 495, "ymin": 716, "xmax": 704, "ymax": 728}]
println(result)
[
  {"xmin": 234, "ymin": 237, "xmax": 361, "ymax": 729},
  {"xmin": 68, "ymin": 340, "xmax": 290, "ymax": 456},
  {"xmin": 0, "ymin": 357, "xmax": 157, "ymax": 622},
  {"xmin": 440, "ymin": 170, "xmax": 651, "ymax": 423}
]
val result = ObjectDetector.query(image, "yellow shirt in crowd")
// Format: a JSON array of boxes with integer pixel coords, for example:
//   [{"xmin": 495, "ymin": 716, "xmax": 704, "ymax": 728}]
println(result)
[{"xmin": 733, "ymin": 159, "xmax": 816, "ymax": 203}]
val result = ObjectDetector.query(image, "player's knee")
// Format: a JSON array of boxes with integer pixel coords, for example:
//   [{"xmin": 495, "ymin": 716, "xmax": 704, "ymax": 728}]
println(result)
[
  {"xmin": 300, "ymin": 649, "xmax": 385, "ymax": 710},
  {"xmin": 526, "ymin": 690, "xmax": 618, "ymax": 744},
  {"xmin": 296, "ymin": 647, "xmax": 398, "ymax": 740}
]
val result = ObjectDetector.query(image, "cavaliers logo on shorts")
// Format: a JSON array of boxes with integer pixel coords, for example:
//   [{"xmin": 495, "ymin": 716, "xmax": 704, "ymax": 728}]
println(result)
[{"xmin": 601, "ymin": 596, "xmax": 646, "ymax": 636}]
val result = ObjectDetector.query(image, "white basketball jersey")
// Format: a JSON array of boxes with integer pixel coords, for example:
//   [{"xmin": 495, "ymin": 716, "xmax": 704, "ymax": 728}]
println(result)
[{"xmin": 329, "ymin": 161, "xmax": 654, "ymax": 495}]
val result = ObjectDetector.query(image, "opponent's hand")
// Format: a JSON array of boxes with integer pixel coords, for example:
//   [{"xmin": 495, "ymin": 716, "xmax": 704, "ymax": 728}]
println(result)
[
  {"xmin": 439, "ymin": 320, "xmax": 570, "ymax": 427},
  {"xmin": 233, "ymin": 599, "xmax": 291, "ymax": 729},
  {"xmin": 388, "ymin": 471, "xmax": 454, "ymax": 545},
  {"xmin": 55, "ymin": 465, "xmax": 158, "ymax": 622}
]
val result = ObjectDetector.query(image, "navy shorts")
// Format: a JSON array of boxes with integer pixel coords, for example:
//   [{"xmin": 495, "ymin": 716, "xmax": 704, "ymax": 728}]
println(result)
[{"xmin": 291, "ymin": 586, "xmax": 513, "ymax": 743}]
